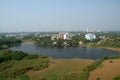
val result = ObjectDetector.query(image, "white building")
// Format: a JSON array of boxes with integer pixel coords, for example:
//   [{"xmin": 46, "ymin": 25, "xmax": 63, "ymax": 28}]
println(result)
[
  {"xmin": 85, "ymin": 33, "xmax": 96, "ymax": 41},
  {"xmin": 58, "ymin": 32, "xmax": 70, "ymax": 40},
  {"xmin": 63, "ymin": 33, "xmax": 70, "ymax": 39}
]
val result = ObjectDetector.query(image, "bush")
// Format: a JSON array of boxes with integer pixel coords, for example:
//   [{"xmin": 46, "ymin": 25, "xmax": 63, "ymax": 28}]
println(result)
[
  {"xmin": 0, "ymin": 75, "xmax": 29, "ymax": 80},
  {"xmin": 11, "ymin": 51, "xmax": 28, "ymax": 60},
  {"xmin": 109, "ymin": 60, "xmax": 113, "ymax": 63},
  {"xmin": 26, "ymin": 54, "xmax": 38, "ymax": 59},
  {"xmin": 79, "ymin": 71, "xmax": 89, "ymax": 80},
  {"xmin": 113, "ymin": 75, "xmax": 120, "ymax": 80},
  {"xmin": 0, "ymin": 51, "xmax": 28, "ymax": 62},
  {"xmin": 96, "ymin": 77, "xmax": 100, "ymax": 80}
]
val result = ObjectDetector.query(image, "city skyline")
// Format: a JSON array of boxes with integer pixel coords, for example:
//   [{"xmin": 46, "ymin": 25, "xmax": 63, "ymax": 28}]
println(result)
[{"xmin": 0, "ymin": 0, "xmax": 120, "ymax": 32}]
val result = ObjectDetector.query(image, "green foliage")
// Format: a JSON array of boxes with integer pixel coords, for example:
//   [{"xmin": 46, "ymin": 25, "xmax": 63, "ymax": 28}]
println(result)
[
  {"xmin": 0, "ymin": 51, "xmax": 28, "ymax": 62},
  {"xmin": 60, "ymin": 73, "xmax": 80, "ymax": 80},
  {"xmin": 11, "ymin": 51, "xmax": 28, "ymax": 60},
  {"xmin": 56, "ymin": 39, "xmax": 64, "ymax": 47},
  {"xmin": 113, "ymin": 75, "xmax": 120, "ymax": 80},
  {"xmin": 96, "ymin": 77, "xmax": 100, "ymax": 80},
  {"xmin": 0, "ymin": 75, "xmax": 29, "ymax": 80},
  {"xmin": 83, "ymin": 59, "xmax": 103, "ymax": 72},
  {"xmin": 0, "ymin": 37, "xmax": 22, "ymax": 50},
  {"xmin": 79, "ymin": 71, "xmax": 89, "ymax": 80},
  {"xmin": 0, "ymin": 37, "xmax": 22, "ymax": 46},
  {"xmin": 25, "ymin": 54, "xmax": 39, "ymax": 59},
  {"xmin": 108, "ymin": 55, "xmax": 120, "ymax": 59},
  {"xmin": 0, "ymin": 50, "xmax": 49, "ymax": 78}
]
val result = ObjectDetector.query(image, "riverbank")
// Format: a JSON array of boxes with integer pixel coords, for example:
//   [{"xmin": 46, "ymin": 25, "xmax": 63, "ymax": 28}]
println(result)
[
  {"xmin": 82, "ymin": 44, "xmax": 120, "ymax": 52},
  {"xmin": 102, "ymin": 47, "xmax": 120, "ymax": 52},
  {"xmin": 22, "ymin": 40, "xmax": 35, "ymax": 43},
  {"xmin": 27, "ymin": 58, "xmax": 93, "ymax": 80}
]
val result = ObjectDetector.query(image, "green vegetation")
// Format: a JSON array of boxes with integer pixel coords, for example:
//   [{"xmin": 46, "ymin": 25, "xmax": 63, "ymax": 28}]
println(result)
[
  {"xmin": 36, "ymin": 36, "xmax": 80, "ymax": 47},
  {"xmin": 96, "ymin": 77, "xmax": 100, "ymax": 80},
  {"xmin": 83, "ymin": 32, "xmax": 120, "ymax": 48},
  {"xmin": 23, "ymin": 34, "xmax": 36, "ymax": 40},
  {"xmin": 0, "ymin": 50, "xmax": 49, "ymax": 80},
  {"xmin": 113, "ymin": 75, "xmax": 120, "ymax": 80},
  {"xmin": 35, "ymin": 32, "xmax": 120, "ymax": 48},
  {"xmin": 0, "ymin": 75, "xmax": 29, "ymax": 80},
  {"xmin": 0, "ymin": 37, "xmax": 22, "ymax": 50}
]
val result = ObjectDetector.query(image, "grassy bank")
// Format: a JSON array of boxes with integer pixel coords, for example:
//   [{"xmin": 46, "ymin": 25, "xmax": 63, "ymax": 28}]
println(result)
[{"xmin": 82, "ymin": 43, "xmax": 120, "ymax": 52}]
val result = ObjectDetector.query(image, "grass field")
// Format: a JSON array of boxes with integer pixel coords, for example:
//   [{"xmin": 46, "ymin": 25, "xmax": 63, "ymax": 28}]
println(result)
[
  {"xmin": 27, "ymin": 58, "xmax": 93, "ymax": 80},
  {"xmin": 89, "ymin": 59, "xmax": 120, "ymax": 80}
]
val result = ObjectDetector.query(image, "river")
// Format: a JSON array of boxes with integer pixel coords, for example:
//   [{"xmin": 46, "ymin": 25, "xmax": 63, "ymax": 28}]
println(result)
[{"xmin": 10, "ymin": 43, "xmax": 120, "ymax": 59}]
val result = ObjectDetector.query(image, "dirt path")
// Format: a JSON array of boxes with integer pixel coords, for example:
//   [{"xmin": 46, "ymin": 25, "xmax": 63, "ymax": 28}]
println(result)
[{"xmin": 89, "ymin": 59, "xmax": 120, "ymax": 80}]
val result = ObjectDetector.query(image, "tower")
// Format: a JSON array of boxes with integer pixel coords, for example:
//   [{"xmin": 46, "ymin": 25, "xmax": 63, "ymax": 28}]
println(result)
[{"xmin": 86, "ymin": 28, "xmax": 89, "ymax": 32}]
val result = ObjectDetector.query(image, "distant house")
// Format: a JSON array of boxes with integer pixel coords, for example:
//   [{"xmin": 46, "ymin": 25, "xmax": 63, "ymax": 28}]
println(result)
[{"xmin": 85, "ymin": 33, "xmax": 96, "ymax": 41}]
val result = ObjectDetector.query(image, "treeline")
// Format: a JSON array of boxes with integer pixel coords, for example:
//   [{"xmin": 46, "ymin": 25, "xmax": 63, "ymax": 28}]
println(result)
[
  {"xmin": 97, "ymin": 38, "xmax": 120, "ymax": 48},
  {"xmin": 0, "ymin": 50, "xmax": 49, "ymax": 79},
  {"xmin": 0, "ymin": 37, "xmax": 22, "ymax": 49},
  {"xmin": 36, "ymin": 36, "xmax": 83, "ymax": 47}
]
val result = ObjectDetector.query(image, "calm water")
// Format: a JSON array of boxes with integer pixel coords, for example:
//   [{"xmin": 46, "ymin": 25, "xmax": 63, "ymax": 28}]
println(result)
[{"xmin": 10, "ymin": 43, "xmax": 120, "ymax": 59}]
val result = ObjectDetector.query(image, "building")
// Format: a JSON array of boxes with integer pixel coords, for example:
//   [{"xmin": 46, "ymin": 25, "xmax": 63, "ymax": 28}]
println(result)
[
  {"xmin": 58, "ymin": 32, "xmax": 64, "ymax": 39},
  {"xmin": 63, "ymin": 33, "xmax": 70, "ymax": 39},
  {"xmin": 58, "ymin": 32, "xmax": 70, "ymax": 40},
  {"xmin": 85, "ymin": 33, "xmax": 96, "ymax": 41}
]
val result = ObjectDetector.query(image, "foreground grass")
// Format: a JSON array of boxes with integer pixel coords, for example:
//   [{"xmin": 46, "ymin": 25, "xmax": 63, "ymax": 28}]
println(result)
[
  {"xmin": 0, "ymin": 75, "xmax": 30, "ymax": 80},
  {"xmin": 27, "ymin": 58, "xmax": 93, "ymax": 80}
]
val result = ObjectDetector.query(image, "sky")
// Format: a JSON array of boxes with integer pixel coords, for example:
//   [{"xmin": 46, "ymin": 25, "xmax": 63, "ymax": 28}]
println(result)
[{"xmin": 0, "ymin": 0, "xmax": 120, "ymax": 32}]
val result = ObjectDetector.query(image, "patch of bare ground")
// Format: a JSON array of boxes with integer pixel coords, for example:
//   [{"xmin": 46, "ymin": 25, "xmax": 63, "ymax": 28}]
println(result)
[
  {"xmin": 27, "ymin": 58, "xmax": 93, "ymax": 80},
  {"xmin": 89, "ymin": 59, "xmax": 120, "ymax": 80}
]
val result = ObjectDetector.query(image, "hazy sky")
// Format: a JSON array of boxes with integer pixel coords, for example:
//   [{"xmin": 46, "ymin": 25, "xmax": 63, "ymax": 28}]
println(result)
[{"xmin": 0, "ymin": 0, "xmax": 120, "ymax": 32}]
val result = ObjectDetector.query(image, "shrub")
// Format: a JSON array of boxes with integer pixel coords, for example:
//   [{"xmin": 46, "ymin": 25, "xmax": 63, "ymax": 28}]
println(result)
[
  {"xmin": 96, "ymin": 77, "xmax": 100, "ymax": 80},
  {"xmin": 0, "ymin": 51, "xmax": 28, "ymax": 62},
  {"xmin": 109, "ymin": 60, "xmax": 113, "ymax": 63},
  {"xmin": 113, "ymin": 75, "xmax": 120, "ymax": 80},
  {"xmin": 11, "ymin": 51, "xmax": 28, "ymax": 60},
  {"xmin": 26, "ymin": 54, "xmax": 38, "ymax": 59}
]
